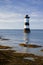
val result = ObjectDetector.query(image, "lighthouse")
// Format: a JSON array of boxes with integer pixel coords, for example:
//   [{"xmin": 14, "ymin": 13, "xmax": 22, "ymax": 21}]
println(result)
[
  {"xmin": 19, "ymin": 15, "xmax": 30, "ymax": 46},
  {"xmin": 24, "ymin": 15, "xmax": 30, "ymax": 33},
  {"xmin": 24, "ymin": 15, "xmax": 30, "ymax": 44}
]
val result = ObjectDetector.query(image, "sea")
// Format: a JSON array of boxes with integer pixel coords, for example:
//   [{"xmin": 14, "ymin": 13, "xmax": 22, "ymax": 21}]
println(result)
[{"xmin": 0, "ymin": 29, "xmax": 43, "ymax": 56}]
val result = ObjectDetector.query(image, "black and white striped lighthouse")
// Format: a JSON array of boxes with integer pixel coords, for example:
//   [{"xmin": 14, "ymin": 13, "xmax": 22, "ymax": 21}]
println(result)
[{"xmin": 24, "ymin": 15, "xmax": 30, "ymax": 33}]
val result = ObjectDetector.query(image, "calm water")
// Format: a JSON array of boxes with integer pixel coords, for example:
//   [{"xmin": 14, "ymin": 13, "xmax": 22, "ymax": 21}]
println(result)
[{"xmin": 0, "ymin": 29, "xmax": 43, "ymax": 56}]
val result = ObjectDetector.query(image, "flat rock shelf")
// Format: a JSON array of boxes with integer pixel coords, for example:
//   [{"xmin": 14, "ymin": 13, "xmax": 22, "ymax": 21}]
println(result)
[{"xmin": 19, "ymin": 43, "xmax": 42, "ymax": 48}]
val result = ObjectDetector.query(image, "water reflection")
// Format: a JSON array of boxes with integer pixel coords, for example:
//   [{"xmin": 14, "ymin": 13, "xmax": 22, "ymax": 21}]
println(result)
[{"xmin": 24, "ymin": 33, "xmax": 30, "ymax": 44}]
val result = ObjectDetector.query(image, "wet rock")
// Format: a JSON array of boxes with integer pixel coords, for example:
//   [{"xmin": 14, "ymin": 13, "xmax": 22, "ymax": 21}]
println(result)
[
  {"xmin": 0, "ymin": 45, "xmax": 12, "ymax": 49},
  {"xmin": 19, "ymin": 43, "xmax": 42, "ymax": 48},
  {"xmin": 40, "ymin": 49, "xmax": 43, "ymax": 52}
]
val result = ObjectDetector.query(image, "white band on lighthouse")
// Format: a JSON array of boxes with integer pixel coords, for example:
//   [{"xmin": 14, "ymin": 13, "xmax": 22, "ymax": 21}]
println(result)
[
  {"xmin": 24, "ymin": 18, "xmax": 29, "ymax": 23},
  {"xmin": 24, "ymin": 25, "xmax": 29, "ymax": 28}
]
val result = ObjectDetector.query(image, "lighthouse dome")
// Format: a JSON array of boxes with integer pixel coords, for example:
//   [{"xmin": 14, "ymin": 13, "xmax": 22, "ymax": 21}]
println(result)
[{"xmin": 25, "ymin": 15, "xmax": 30, "ymax": 18}]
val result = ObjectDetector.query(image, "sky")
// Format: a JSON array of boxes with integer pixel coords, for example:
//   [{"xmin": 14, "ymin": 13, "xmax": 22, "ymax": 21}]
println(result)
[{"xmin": 0, "ymin": 0, "xmax": 43, "ymax": 29}]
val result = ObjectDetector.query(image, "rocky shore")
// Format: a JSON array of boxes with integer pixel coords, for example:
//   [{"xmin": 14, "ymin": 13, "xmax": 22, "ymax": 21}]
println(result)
[{"xmin": 0, "ymin": 45, "xmax": 43, "ymax": 65}]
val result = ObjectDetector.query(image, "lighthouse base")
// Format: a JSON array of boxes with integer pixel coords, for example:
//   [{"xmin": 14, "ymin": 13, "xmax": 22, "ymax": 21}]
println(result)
[{"xmin": 24, "ymin": 28, "xmax": 30, "ymax": 33}]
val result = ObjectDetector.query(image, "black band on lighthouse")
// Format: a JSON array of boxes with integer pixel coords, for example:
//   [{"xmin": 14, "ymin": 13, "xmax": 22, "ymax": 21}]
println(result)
[
  {"xmin": 24, "ymin": 28, "xmax": 30, "ymax": 33},
  {"xmin": 25, "ymin": 22, "xmax": 29, "ymax": 25}
]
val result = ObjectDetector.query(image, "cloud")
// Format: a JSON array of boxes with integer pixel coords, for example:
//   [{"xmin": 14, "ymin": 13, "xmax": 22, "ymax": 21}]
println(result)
[
  {"xmin": 30, "ymin": 11, "xmax": 43, "ymax": 22},
  {"xmin": 0, "ymin": 12, "xmax": 23, "ymax": 22},
  {"xmin": 31, "ymin": 0, "xmax": 43, "ymax": 5}
]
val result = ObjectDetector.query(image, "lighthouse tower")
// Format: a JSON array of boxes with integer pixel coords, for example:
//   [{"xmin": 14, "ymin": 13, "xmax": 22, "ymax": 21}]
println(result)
[{"xmin": 24, "ymin": 15, "xmax": 30, "ymax": 33}]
